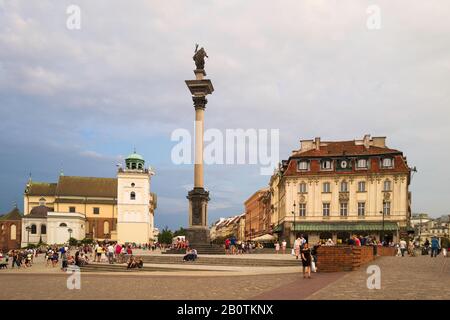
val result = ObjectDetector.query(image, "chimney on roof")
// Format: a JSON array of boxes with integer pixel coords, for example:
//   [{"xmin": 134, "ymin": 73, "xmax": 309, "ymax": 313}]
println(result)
[
  {"xmin": 363, "ymin": 134, "xmax": 371, "ymax": 149},
  {"xmin": 314, "ymin": 137, "xmax": 321, "ymax": 150},
  {"xmin": 372, "ymin": 136, "xmax": 386, "ymax": 148},
  {"xmin": 299, "ymin": 139, "xmax": 314, "ymax": 152}
]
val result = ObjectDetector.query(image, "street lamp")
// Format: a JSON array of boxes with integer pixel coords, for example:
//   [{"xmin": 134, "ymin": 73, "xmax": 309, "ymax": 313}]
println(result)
[
  {"xmin": 380, "ymin": 210, "xmax": 385, "ymax": 245},
  {"xmin": 292, "ymin": 201, "xmax": 296, "ymax": 243},
  {"xmin": 25, "ymin": 226, "xmax": 31, "ymax": 246},
  {"xmin": 68, "ymin": 228, "xmax": 73, "ymax": 241}
]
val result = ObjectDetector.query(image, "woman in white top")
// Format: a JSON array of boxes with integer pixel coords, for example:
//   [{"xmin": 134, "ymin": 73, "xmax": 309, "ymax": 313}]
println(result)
[
  {"xmin": 275, "ymin": 242, "xmax": 280, "ymax": 254},
  {"xmin": 281, "ymin": 240, "xmax": 287, "ymax": 254}
]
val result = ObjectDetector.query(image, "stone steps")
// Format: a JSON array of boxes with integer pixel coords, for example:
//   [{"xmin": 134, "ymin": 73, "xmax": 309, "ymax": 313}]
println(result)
[
  {"xmin": 79, "ymin": 263, "xmax": 195, "ymax": 273},
  {"xmin": 140, "ymin": 255, "xmax": 300, "ymax": 267}
]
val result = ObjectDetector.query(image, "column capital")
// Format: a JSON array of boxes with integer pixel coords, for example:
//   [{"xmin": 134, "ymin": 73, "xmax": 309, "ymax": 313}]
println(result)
[{"xmin": 193, "ymin": 95, "xmax": 208, "ymax": 110}]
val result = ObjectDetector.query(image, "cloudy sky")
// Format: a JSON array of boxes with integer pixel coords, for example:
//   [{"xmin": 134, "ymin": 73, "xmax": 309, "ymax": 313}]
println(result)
[{"xmin": 0, "ymin": 0, "xmax": 449, "ymax": 229}]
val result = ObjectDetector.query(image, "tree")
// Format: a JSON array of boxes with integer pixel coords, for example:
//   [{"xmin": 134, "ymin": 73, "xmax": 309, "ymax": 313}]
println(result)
[
  {"xmin": 173, "ymin": 227, "xmax": 187, "ymax": 237},
  {"xmin": 68, "ymin": 237, "xmax": 78, "ymax": 246},
  {"xmin": 158, "ymin": 226, "xmax": 173, "ymax": 244}
]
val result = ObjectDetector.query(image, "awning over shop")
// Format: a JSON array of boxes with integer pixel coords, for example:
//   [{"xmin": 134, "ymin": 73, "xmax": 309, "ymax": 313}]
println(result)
[
  {"xmin": 251, "ymin": 234, "xmax": 276, "ymax": 242},
  {"xmin": 273, "ymin": 225, "xmax": 282, "ymax": 232},
  {"xmin": 292, "ymin": 222, "xmax": 398, "ymax": 232}
]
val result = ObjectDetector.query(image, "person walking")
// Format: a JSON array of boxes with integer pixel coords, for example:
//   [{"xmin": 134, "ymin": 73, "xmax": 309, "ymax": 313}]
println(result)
[
  {"xmin": 281, "ymin": 240, "xmax": 287, "ymax": 254},
  {"xmin": 107, "ymin": 243, "xmax": 115, "ymax": 264},
  {"xmin": 274, "ymin": 241, "xmax": 280, "ymax": 254},
  {"xmin": 399, "ymin": 239, "xmax": 407, "ymax": 257},
  {"xmin": 294, "ymin": 236, "xmax": 301, "ymax": 259},
  {"xmin": 430, "ymin": 237, "xmax": 440, "ymax": 258},
  {"xmin": 301, "ymin": 242, "xmax": 312, "ymax": 279}
]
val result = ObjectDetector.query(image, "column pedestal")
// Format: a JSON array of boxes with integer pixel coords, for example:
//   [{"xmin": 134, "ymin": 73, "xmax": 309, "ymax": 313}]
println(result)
[{"xmin": 186, "ymin": 187, "xmax": 210, "ymax": 244}]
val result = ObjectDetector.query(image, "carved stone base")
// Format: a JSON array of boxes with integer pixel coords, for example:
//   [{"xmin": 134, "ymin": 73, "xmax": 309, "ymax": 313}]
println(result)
[
  {"xmin": 187, "ymin": 187, "xmax": 209, "ymax": 227},
  {"xmin": 186, "ymin": 227, "xmax": 210, "ymax": 244}
]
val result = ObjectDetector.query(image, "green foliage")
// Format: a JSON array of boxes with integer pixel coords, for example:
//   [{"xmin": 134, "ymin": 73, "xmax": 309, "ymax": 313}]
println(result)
[
  {"xmin": 173, "ymin": 227, "xmax": 187, "ymax": 237},
  {"xmin": 158, "ymin": 226, "xmax": 173, "ymax": 244},
  {"xmin": 25, "ymin": 243, "xmax": 37, "ymax": 249},
  {"xmin": 80, "ymin": 238, "xmax": 94, "ymax": 245},
  {"xmin": 68, "ymin": 237, "xmax": 78, "ymax": 246}
]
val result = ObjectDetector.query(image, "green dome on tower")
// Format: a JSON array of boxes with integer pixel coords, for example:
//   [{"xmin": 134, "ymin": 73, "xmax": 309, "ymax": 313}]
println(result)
[
  {"xmin": 125, "ymin": 149, "xmax": 145, "ymax": 170},
  {"xmin": 126, "ymin": 152, "xmax": 144, "ymax": 161}
]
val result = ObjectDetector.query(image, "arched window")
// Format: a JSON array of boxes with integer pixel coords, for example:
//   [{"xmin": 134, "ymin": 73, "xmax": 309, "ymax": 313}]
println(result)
[
  {"xmin": 103, "ymin": 221, "xmax": 110, "ymax": 234},
  {"xmin": 31, "ymin": 224, "xmax": 37, "ymax": 234},
  {"xmin": 41, "ymin": 224, "xmax": 47, "ymax": 235},
  {"xmin": 138, "ymin": 163, "xmax": 143, "ymax": 169},
  {"xmin": 130, "ymin": 191, "xmax": 136, "ymax": 200},
  {"xmin": 299, "ymin": 182, "xmax": 307, "ymax": 193},
  {"xmin": 10, "ymin": 224, "xmax": 16, "ymax": 240},
  {"xmin": 340, "ymin": 181, "xmax": 348, "ymax": 192},
  {"xmin": 59, "ymin": 223, "xmax": 67, "ymax": 227},
  {"xmin": 384, "ymin": 180, "xmax": 392, "ymax": 191}
]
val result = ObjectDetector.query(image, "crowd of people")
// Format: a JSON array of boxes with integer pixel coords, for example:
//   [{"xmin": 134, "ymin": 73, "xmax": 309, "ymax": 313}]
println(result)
[
  {"xmin": 0, "ymin": 241, "xmax": 162, "ymax": 271},
  {"xmin": 223, "ymin": 237, "xmax": 264, "ymax": 255},
  {"xmin": 0, "ymin": 248, "xmax": 37, "ymax": 269}
]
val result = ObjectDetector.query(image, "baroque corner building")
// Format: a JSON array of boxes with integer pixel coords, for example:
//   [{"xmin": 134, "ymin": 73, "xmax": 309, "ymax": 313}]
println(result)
[
  {"xmin": 17, "ymin": 151, "xmax": 157, "ymax": 248},
  {"xmin": 268, "ymin": 135, "xmax": 412, "ymax": 246}
]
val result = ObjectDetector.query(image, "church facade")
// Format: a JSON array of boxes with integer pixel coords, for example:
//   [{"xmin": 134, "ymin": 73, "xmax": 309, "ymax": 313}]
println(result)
[{"xmin": 20, "ymin": 151, "xmax": 157, "ymax": 247}]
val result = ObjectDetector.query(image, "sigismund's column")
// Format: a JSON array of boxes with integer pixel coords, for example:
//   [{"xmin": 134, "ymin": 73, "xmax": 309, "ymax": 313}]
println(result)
[{"xmin": 185, "ymin": 45, "xmax": 214, "ymax": 244}]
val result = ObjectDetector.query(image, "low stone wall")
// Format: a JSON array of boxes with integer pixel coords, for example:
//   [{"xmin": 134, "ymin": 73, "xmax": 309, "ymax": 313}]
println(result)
[
  {"xmin": 316, "ymin": 245, "xmax": 376, "ymax": 272},
  {"xmin": 377, "ymin": 246, "xmax": 396, "ymax": 256}
]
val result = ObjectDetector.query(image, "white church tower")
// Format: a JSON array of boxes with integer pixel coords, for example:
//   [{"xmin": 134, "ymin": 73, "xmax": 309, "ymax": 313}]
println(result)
[{"xmin": 117, "ymin": 150, "xmax": 155, "ymax": 244}]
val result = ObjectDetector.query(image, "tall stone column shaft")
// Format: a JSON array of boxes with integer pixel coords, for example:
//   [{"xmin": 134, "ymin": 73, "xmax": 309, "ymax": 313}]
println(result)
[{"xmin": 194, "ymin": 103, "xmax": 205, "ymax": 188}]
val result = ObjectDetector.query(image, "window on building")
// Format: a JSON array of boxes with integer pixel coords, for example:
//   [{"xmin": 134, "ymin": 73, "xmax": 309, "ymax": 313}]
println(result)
[
  {"xmin": 357, "ymin": 159, "xmax": 368, "ymax": 168},
  {"xmin": 358, "ymin": 181, "xmax": 366, "ymax": 192},
  {"xmin": 31, "ymin": 224, "xmax": 37, "ymax": 234},
  {"xmin": 382, "ymin": 158, "xmax": 393, "ymax": 168},
  {"xmin": 340, "ymin": 202, "xmax": 348, "ymax": 216},
  {"xmin": 340, "ymin": 181, "xmax": 348, "ymax": 192},
  {"xmin": 299, "ymin": 203, "xmax": 306, "ymax": 217},
  {"xmin": 299, "ymin": 183, "xmax": 307, "ymax": 193},
  {"xmin": 130, "ymin": 192, "xmax": 136, "ymax": 200},
  {"xmin": 321, "ymin": 160, "xmax": 333, "ymax": 170},
  {"xmin": 10, "ymin": 224, "xmax": 16, "ymax": 240},
  {"xmin": 93, "ymin": 207, "xmax": 100, "ymax": 215},
  {"xmin": 358, "ymin": 202, "xmax": 366, "ymax": 216},
  {"xmin": 41, "ymin": 224, "xmax": 47, "ymax": 235},
  {"xmin": 323, "ymin": 203, "xmax": 330, "ymax": 216},
  {"xmin": 323, "ymin": 182, "xmax": 331, "ymax": 193},
  {"xmin": 69, "ymin": 206, "xmax": 76, "ymax": 213},
  {"xmin": 383, "ymin": 180, "xmax": 392, "ymax": 191},
  {"xmin": 383, "ymin": 201, "xmax": 391, "ymax": 216},
  {"xmin": 298, "ymin": 160, "xmax": 309, "ymax": 171},
  {"xmin": 131, "ymin": 183, "xmax": 135, "ymax": 187},
  {"xmin": 59, "ymin": 223, "xmax": 67, "ymax": 227},
  {"xmin": 104, "ymin": 221, "xmax": 110, "ymax": 234}
]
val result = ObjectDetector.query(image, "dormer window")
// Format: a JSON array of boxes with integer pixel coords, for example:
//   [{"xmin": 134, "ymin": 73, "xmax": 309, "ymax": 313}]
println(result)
[
  {"xmin": 357, "ymin": 159, "xmax": 368, "ymax": 169},
  {"xmin": 381, "ymin": 157, "xmax": 393, "ymax": 168},
  {"xmin": 298, "ymin": 160, "xmax": 310, "ymax": 171},
  {"xmin": 321, "ymin": 160, "xmax": 333, "ymax": 170}
]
